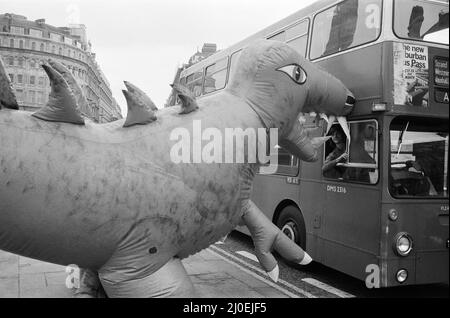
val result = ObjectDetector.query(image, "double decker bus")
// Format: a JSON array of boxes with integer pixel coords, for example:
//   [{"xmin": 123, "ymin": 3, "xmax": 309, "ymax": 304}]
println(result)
[{"xmin": 169, "ymin": 0, "xmax": 449, "ymax": 287}]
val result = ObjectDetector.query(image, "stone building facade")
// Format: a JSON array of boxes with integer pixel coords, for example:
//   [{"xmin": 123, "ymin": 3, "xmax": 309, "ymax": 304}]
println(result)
[{"xmin": 0, "ymin": 13, "xmax": 122, "ymax": 123}]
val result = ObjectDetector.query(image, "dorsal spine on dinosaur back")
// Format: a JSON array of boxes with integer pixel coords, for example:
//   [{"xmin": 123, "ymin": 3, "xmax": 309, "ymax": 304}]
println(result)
[
  {"xmin": 124, "ymin": 81, "xmax": 158, "ymax": 112},
  {"xmin": 32, "ymin": 63, "xmax": 85, "ymax": 125},
  {"xmin": 122, "ymin": 88, "xmax": 157, "ymax": 128},
  {"xmin": 170, "ymin": 83, "xmax": 199, "ymax": 115},
  {"xmin": 0, "ymin": 56, "xmax": 19, "ymax": 110},
  {"xmin": 46, "ymin": 59, "xmax": 90, "ymax": 114}
]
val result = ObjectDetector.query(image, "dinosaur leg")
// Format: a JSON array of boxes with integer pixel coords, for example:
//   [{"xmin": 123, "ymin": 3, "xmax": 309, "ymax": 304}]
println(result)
[
  {"xmin": 98, "ymin": 258, "xmax": 195, "ymax": 298},
  {"xmin": 72, "ymin": 268, "xmax": 104, "ymax": 298},
  {"xmin": 242, "ymin": 200, "xmax": 312, "ymax": 282}
]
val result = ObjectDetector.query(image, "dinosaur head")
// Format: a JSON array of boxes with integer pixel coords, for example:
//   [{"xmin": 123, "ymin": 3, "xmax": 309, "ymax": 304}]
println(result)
[{"xmin": 227, "ymin": 40, "xmax": 354, "ymax": 162}]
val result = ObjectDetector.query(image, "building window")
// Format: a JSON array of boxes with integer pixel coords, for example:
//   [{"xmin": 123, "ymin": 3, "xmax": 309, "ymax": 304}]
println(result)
[
  {"xmin": 9, "ymin": 39, "xmax": 14, "ymax": 48},
  {"xmin": 29, "ymin": 29, "xmax": 43, "ymax": 38},
  {"xmin": 50, "ymin": 33, "xmax": 61, "ymax": 42},
  {"xmin": 10, "ymin": 26, "xmax": 25, "ymax": 35},
  {"xmin": 59, "ymin": 47, "xmax": 62, "ymax": 55},
  {"xmin": 31, "ymin": 42, "xmax": 36, "ymax": 50},
  {"xmin": 19, "ymin": 40, "xmax": 24, "ymax": 49},
  {"xmin": 29, "ymin": 90, "xmax": 36, "ymax": 103},
  {"xmin": 38, "ymin": 76, "xmax": 45, "ymax": 87},
  {"xmin": 30, "ymin": 76, "xmax": 35, "ymax": 85},
  {"xmin": 68, "ymin": 49, "xmax": 71, "ymax": 57},
  {"xmin": 30, "ymin": 60, "xmax": 36, "ymax": 68},
  {"xmin": 17, "ymin": 74, "xmax": 23, "ymax": 84},
  {"xmin": 15, "ymin": 89, "xmax": 24, "ymax": 101},
  {"xmin": 18, "ymin": 58, "xmax": 24, "ymax": 67},
  {"xmin": 37, "ymin": 91, "xmax": 45, "ymax": 104},
  {"xmin": 51, "ymin": 45, "xmax": 56, "ymax": 54},
  {"xmin": 8, "ymin": 56, "xmax": 14, "ymax": 66}
]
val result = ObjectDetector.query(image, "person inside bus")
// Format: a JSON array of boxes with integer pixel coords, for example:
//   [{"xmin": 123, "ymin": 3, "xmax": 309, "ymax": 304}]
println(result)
[
  {"xmin": 345, "ymin": 123, "xmax": 376, "ymax": 183},
  {"xmin": 322, "ymin": 125, "xmax": 348, "ymax": 179}
]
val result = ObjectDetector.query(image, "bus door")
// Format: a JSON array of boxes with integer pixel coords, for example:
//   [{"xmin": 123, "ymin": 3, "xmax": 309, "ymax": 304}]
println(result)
[{"xmin": 321, "ymin": 120, "xmax": 381, "ymax": 280}]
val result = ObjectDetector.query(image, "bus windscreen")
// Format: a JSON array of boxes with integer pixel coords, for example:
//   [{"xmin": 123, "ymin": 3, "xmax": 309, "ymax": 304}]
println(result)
[
  {"xmin": 394, "ymin": 0, "xmax": 449, "ymax": 45},
  {"xmin": 390, "ymin": 117, "xmax": 449, "ymax": 198}
]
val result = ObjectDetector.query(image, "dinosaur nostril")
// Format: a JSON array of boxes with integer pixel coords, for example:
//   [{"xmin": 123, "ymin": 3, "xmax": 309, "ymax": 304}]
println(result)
[{"xmin": 346, "ymin": 95, "xmax": 356, "ymax": 106}]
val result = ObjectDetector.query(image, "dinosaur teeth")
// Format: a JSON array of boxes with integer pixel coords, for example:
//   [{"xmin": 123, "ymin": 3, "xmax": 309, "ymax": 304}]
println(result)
[
  {"xmin": 337, "ymin": 116, "xmax": 351, "ymax": 142},
  {"xmin": 319, "ymin": 113, "xmax": 329, "ymax": 123},
  {"xmin": 298, "ymin": 114, "xmax": 307, "ymax": 124},
  {"xmin": 325, "ymin": 115, "xmax": 337, "ymax": 135}
]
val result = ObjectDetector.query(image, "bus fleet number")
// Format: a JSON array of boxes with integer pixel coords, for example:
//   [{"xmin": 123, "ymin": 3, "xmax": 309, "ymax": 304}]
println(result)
[{"xmin": 327, "ymin": 185, "xmax": 347, "ymax": 194}]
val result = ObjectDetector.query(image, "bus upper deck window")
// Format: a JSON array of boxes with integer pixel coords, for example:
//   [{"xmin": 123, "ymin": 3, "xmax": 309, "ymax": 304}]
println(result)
[
  {"xmin": 203, "ymin": 57, "xmax": 228, "ymax": 94},
  {"xmin": 310, "ymin": 0, "xmax": 382, "ymax": 60},
  {"xmin": 394, "ymin": 0, "xmax": 449, "ymax": 45}
]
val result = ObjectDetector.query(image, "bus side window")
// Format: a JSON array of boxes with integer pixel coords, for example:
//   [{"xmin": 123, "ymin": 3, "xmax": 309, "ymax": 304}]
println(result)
[
  {"xmin": 228, "ymin": 50, "xmax": 242, "ymax": 83},
  {"xmin": 203, "ymin": 57, "xmax": 228, "ymax": 95},
  {"xmin": 346, "ymin": 120, "xmax": 379, "ymax": 184},
  {"xmin": 310, "ymin": 0, "xmax": 382, "ymax": 59},
  {"xmin": 259, "ymin": 146, "xmax": 299, "ymax": 176},
  {"xmin": 286, "ymin": 20, "xmax": 309, "ymax": 56},
  {"xmin": 287, "ymin": 36, "xmax": 308, "ymax": 57},
  {"xmin": 267, "ymin": 31, "xmax": 286, "ymax": 42},
  {"xmin": 186, "ymin": 71, "xmax": 204, "ymax": 97},
  {"xmin": 323, "ymin": 120, "xmax": 379, "ymax": 184}
]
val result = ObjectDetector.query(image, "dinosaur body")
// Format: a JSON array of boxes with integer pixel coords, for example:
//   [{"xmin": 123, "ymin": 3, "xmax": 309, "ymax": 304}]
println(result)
[{"xmin": 0, "ymin": 40, "xmax": 354, "ymax": 297}]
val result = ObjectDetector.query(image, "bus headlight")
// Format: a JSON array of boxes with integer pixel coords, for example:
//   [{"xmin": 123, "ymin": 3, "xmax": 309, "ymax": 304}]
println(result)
[
  {"xmin": 396, "ymin": 269, "xmax": 408, "ymax": 283},
  {"xmin": 394, "ymin": 233, "xmax": 413, "ymax": 256}
]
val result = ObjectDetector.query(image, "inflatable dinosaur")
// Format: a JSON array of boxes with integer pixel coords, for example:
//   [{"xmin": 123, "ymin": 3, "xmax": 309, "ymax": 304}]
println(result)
[{"xmin": 0, "ymin": 40, "xmax": 354, "ymax": 297}]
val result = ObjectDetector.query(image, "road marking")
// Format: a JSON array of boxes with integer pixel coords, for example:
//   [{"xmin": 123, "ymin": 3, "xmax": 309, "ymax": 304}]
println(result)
[
  {"xmin": 236, "ymin": 250, "xmax": 259, "ymax": 263},
  {"xmin": 207, "ymin": 247, "xmax": 301, "ymax": 298},
  {"xmin": 302, "ymin": 278, "xmax": 355, "ymax": 298},
  {"xmin": 208, "ymin": 245, "xmax": 317, "ymax": 298}
]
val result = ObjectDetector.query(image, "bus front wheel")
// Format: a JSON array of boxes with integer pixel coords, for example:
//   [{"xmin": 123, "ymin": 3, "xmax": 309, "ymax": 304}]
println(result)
[{"xmin": 276, "ymin": 206, "xmax": 306, "ymax": 251}]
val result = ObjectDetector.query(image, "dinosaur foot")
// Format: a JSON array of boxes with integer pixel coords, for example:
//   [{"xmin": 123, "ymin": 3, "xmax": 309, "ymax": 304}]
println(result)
[
  {"xmin": 242, "ymin": 200, "xmax": 312, "ymax": 282},
  {"xmin": 99, "ymin": 258, "xmax": 195, "ymax": 298}
]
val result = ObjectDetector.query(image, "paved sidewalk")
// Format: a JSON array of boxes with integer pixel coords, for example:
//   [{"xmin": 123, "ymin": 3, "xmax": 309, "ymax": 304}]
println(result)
[{"xmin": 0, "ymin": 248, "xmax": 288, "ymax": 298}]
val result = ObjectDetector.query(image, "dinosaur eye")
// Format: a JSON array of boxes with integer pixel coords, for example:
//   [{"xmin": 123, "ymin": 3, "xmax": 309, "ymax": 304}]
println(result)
[{"xmin": 277, "ymin": 64, "xmax": 307, "ymax": 85}]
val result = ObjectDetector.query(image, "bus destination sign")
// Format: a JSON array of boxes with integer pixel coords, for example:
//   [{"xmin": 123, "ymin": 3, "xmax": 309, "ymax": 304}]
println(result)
[{"xmin": 434, "ymin": 57, "xmax": 449, "ymax": 104}]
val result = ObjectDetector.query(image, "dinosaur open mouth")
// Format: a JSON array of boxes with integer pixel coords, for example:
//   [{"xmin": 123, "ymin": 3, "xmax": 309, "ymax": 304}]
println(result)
[{"xmin": 281, "ymin": 89, "xmax": 355, "ymax": 163}]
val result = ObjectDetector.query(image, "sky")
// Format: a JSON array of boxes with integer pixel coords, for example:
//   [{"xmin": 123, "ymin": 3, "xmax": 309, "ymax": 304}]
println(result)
[{"xmin": 0, "ymin": 0, "xmax": 315, "ymax": 115}]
